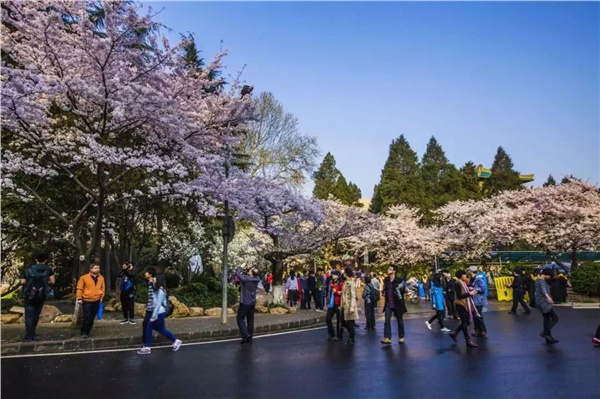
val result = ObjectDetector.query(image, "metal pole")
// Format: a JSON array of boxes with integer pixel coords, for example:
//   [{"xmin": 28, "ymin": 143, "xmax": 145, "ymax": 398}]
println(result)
[
  {"xmin": 221, "ymin": 150, "xmax": 230, "ymax": 324},
  {"xmin": 221, "ymin": 199, "xmax": 229, "ymax": 324}
]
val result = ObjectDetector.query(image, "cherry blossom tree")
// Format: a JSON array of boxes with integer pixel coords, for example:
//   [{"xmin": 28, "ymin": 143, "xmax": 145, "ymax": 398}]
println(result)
[
  {"xmin": 498, "ymin": 181, "xmax": 600, "ymax": 268},
  {"xmin": 433, "ymin": 196, "xmax": 521, "ymax": 262},
  {"xmin": 1, "ymin": 1, "xmax": 252, "ymax": 273},
  {"xmin": 227, "ymin": 186, "xmax": 373, "ymax": 302},
  {"xmin": 356, "ymin": 205, "xmax": 441, "ymax": 266}
]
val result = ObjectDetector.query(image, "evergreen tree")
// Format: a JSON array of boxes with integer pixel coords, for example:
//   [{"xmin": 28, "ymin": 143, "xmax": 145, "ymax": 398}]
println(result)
[
  {"xmin": 561, "ymin": 175, "xmax": 580, "ymax": 184},
  {"xmin": 313, "ymin": 153, "xmax": 361, "ymax": 206},
  {"xmin": 371, "ymin": 135, "xmax": 424, "ymax": 213},
  {"xmin": 312, "ymin": 152, "xmax": 341, "ymax": 200},
  {"xmin": 419, "ymin": 136, "xmax": 462, "ymax": 223},
  {"xmin": 333, "ymin": 175, "xmax": 350, "ymax": 203},
  {"xmin": 459, "ymin": 161, "xmax": 482, "ymax": 200},
  {"xmin": 369, "ymin": 184, "xmax": 383, "ymax": 213},
  {"xmin": 543, "ymin": 175, "xmax": 557, "ymax": 187},
  {"xmin": 484, "ymin": 146, "xmax": 523, "ymax": 195},
  {"xmin": 347, "ymin": 182, "xmax": 363, "ymax": 207}
]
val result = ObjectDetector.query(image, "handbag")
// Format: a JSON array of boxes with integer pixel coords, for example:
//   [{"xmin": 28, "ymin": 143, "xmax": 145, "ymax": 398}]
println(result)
[
  {"xmin": 97, "ymin": 302, "xmax": 104, "ymax": 319},
  {"xmin": 73, "ymin": 301, "xmax": 83, "ymax": 326}
]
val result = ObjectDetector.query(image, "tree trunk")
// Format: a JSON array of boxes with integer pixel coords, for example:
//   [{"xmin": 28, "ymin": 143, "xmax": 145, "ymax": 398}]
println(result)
[
  {"xmin": 569, "ymin": 249, "xmax": 578, "ymax": 271},
  {"xmin": 271, "ymin": 284, "xmax": 286, "ymax": 305}
]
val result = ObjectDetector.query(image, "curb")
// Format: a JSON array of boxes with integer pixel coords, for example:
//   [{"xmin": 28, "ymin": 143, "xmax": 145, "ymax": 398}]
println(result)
[
  {"xmin": 1, "ymin": 316, "xmax": 326, "ymax": 356},
  {"xmin": 571, "ymin": 303, "xmax": 600, "ymax": 309}
]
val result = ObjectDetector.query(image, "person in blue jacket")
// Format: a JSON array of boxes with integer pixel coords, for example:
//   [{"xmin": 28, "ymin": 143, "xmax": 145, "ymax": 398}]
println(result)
[
  {"xmin": 138, "ymin": 267, "xmax": 182, "ymax": 355},
  {"xmin": 425, "ymin": 273, "xmax": 450, "ymax": 332},
  {"xmin": 469, "ymin": 267, "xmax": 488, "ymax": 337}
]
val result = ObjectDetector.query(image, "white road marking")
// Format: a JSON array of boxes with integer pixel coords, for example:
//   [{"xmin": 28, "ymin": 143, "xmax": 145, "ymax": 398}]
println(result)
[{"xmin": 1, "ymin": 326, "xmax": 327, "ymax": 360}]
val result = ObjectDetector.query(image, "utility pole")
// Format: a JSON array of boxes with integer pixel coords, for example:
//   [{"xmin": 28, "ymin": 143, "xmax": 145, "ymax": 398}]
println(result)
[
  {"xmin": 221, "ymin": 152, "xmax": 234, "ymax": 324},
  {"xmin": 221, "ymin": 84, "xmax": 253, "ymax": 325}
]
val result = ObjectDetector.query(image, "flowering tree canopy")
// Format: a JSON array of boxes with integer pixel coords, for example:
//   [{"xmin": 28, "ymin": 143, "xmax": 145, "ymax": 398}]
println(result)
[
  {"xmin": 1, "ymin": 1, "xmax": 252, "ymax": 272},
  {"xmin": 358, "ymin": 205, "xmax": 440, "ymax": 266},
  {"xmin": 433, "ymin": 196, "xmax": 522, "ymax": 261},
  {"xmin": 499, "ymin": 181, "xmax": 600, "ymax": 267}
]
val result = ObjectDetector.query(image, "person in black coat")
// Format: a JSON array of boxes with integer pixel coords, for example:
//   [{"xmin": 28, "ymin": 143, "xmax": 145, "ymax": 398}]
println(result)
[
  {"xmin": 508, "ymin": 268, "xmax": 531, "ymax": 315},
  {"xmin": 306, "ymin": 270, "xmax": 317, "ymax": 310},
  {"xmin": 442, "ymin": 270, "xmax": 458, "ymax": 319},
  {"xmin": 380, "ymin": 265, "xmax": 407, "ymax": 344}
]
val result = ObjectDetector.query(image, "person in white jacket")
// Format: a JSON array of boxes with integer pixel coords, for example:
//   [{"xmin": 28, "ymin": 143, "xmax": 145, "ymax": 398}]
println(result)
[{"xmin": 138, "ymin": 267, "xmax": 182, "ymax": 355}]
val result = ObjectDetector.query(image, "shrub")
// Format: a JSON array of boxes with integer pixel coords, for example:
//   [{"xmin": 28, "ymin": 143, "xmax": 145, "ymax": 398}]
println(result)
[
  {"xmin": 171, "ymin": 279, "xmax": 238, "ymax": 308},
  {"xmin": 1, "ymin": 295, "xmax": 22, "ymax": 314},
  {"xmin": 571, "ymin": 262, "xmax": 600, "ymax": 297}
]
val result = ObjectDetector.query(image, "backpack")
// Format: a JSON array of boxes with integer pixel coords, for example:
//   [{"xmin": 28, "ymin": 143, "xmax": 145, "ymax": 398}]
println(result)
[
  {"xmin": 161, "ymin": 289, "xmax": 174, "ymax": 317},
  {"xmin": 368, "ymin": 284, "xmax": 380, "ymax": 303},
  {"xmin": 23, "ymin": 267, "xmax": 49, "ymax": 302}
]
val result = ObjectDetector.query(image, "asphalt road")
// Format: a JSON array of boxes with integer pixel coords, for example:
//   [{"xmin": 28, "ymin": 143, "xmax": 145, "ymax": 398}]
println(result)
[{"xmin": 2, "ymin": 308, "xmax": 599, "ymax": 399}]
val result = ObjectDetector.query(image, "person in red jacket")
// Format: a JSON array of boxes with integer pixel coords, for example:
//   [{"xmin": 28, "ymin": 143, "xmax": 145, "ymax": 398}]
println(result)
[{"xmin": 326, "ymin": 271, "xmax": 344, "ymax": 341}]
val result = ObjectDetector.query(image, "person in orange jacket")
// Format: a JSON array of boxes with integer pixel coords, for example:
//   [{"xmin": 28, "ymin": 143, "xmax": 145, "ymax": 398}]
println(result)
[{"xmin": 76, "ymin": 263, "xmax": 105, "ymax": 338}]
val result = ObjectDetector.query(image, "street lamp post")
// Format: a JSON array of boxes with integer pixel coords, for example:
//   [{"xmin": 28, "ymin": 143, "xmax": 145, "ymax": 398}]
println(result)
[{"xmin": 221, "ymin": 85, "xmax": 253, "ymax": 325}]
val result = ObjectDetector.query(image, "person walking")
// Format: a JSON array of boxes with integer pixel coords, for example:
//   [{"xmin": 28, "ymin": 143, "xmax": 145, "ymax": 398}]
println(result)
[
  {"xmin": 381, "ymin": 265, "xmax": 407, "ymax": 345},
  {"xmin": 340, "ymin": 268, "xmax": 359, "ymax": 345},
  {"xmin": 118, "ymin": 262, "xmax": 136, "ymax": 325},
  {"xmin": 362, "ymin": 276, "xmax": 379, "ymax": 330},
  {"xmin": 76, "ymin": 263, "xmax": 105, "ymax": 339},
  {"xmin": 442, "ymin": 270, "xmax": 458, "ymax": 319},
  {"xmin": 137, "ymin": 267, "xmax": 182, "ymax": 355},
  {"xmin": 235, "ymin": 266, "xmax": 260, "ymax": 344},
  {"xmin": 470, "ymin": 267, "xmax": 488, "ymax": 338},
  {"xmin": 425, "ymin": 273, "xmax": 450, "ymax": 333},
  {"xmin": 535, "ymin": 269, "xmax": 559, "ymax": 344},
  {"xmin": 326, "ymin": 270, "xmax": 344, "ymax": 341},
  {"xmin": 449, "ymin": 270, "xmax": 479, "ymax": 348},
  {"xmin": 20, "ymin": 252, "xmax": 55, "ymax": 342},
  {"xmin": 508, "ymin": 268, "xmax": 531, "ymax": 315}
]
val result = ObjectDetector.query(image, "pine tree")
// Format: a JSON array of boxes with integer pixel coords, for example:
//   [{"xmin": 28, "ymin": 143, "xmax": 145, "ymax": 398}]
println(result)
[
  {"xmin": 313, "ymin": 153, "xmax": 362, "ymax": 206},
  {"xmin": 347, "ymin": 182, "xmax": 363, "ymax": 207},
  {"xmin": 484, "ymin": 146, "xmax": 523, "ymax": 195},
  {"xmin": 543, "ymin": 175, "xmax": 557, "ymax": 187},
  {"xmin": 371, "ymin": 135, "xmax": 424, "ymax": 213},
  {"xmin": 312, "ymin": 152, "xmax": 341, "ymax": 200},
  {"xmin": 459, "ymin": 161, "xmax": 482, "ymax": 200},
  {"xmin": 419, "ymin": 136, "xmax": 463, "ymax": 223},
  {"xmin": 561, "ymin": 175, "xmax": 580, "ymax": 184},
  {"xmin": 333, "ymin": 175, "xmax": 351, "ymax": 204},
  {"xmin": 369, "ymin": 184, "xmax": 383, "ymax": 213}
]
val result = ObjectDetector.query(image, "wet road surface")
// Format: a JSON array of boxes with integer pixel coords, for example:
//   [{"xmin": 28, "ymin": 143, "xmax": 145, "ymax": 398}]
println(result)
[{"xmin": 2, "ymin": 308, "xmax": 599, "ymax": 399}]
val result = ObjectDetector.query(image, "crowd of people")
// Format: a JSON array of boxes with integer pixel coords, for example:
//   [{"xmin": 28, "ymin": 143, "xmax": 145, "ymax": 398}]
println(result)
[
  {"xmin": 17, "ymin": 252, "xmax": 600, "ymax": 354},
  {"xmin": 277, "ymin": 262, "xmax": 596, "ymax": 349}
]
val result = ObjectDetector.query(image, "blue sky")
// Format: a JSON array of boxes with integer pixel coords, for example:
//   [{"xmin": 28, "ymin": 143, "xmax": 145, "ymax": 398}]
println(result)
[{"xmin": 144, "ymin": 1, "xmax": 599, "ymax": 197}]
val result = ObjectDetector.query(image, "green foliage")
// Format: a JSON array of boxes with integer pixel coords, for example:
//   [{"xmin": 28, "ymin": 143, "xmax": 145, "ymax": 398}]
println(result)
[
  {"xmin": 420, "ymin": 136, "xmax": 463, "ymax": 224},
  {"xmin": 368, "ymin": 184, "xmax": 383, "ymax": 213},
  {"xmin": 571, "ymin": 262, "xmax": 600, "ymax": 297},
  {"xmin": 171, "ymin": 277, "xmax": 239, "ymax": 308},
  {"xmin": 134, "ymin": 282, "xmax": 148, "ymax": 303},
  {"xmin": 543, "ymin": 175, "xmax": 557, "ymax": 187},
  {"xmin": 458, "ymin": 162, "xmax": 482, "ymax": 201},
  {"xmin": 371, "ymin": 135, "xmax": 424, "ymax": 214},
  {"xmin": 312, "ymin": 152, "xmax": 340, "ymax": 199},
  {"xmin": 484, "ymin": 146, "xmax": 523, "ymax": 194},
  {"xmin": 1, "ymin": 295, "xmax": 22, "ymax": 314},
  {"xmin": 312, "ymin": 152, "xmax": 362, "ymax": 206}
]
